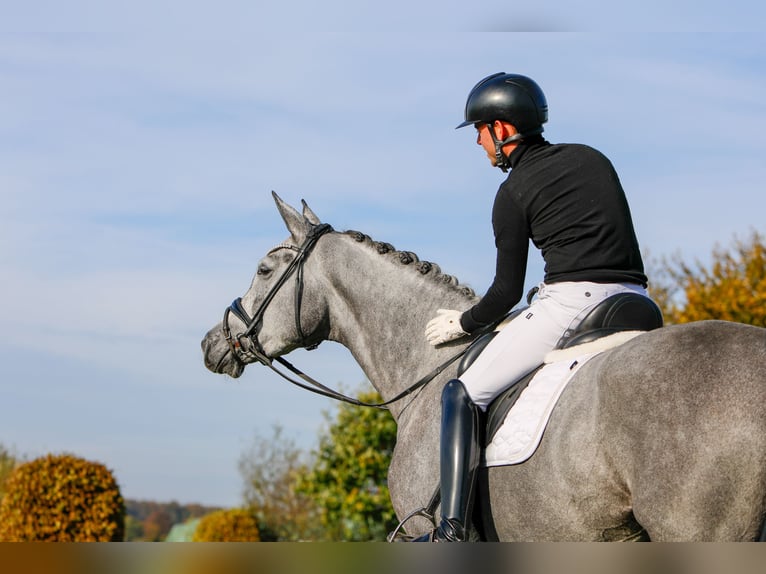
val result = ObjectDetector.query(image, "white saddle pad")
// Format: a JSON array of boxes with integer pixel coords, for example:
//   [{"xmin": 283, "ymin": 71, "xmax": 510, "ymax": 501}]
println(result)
[{"xmin": 482, "ymin": 331, "xmax": 643, "ymax": 467}]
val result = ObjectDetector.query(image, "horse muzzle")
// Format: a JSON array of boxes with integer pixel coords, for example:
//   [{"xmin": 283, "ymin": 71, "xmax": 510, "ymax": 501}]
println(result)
[{"xmin": 201, "ymin": 326, "xmax": 245, "ymax": 378}]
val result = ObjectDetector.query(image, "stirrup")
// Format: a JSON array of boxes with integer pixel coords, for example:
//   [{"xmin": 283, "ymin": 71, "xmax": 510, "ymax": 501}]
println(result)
[
  {"xmin": 409, "ymin": 518, "xmax": 466, "ymax": 543},
  {"xmin": 387, "ymin": 506, "xmax": 437, "ymax": 542}
]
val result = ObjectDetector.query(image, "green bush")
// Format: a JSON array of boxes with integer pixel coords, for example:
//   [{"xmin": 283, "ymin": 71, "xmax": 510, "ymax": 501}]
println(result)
[
  {"xmin": 193, "ymin": 508, "xmax": 260, "ymax": 542},
  {"xmin": 0, "ymin": 453, "xmax": 125, "ymax": 541}
]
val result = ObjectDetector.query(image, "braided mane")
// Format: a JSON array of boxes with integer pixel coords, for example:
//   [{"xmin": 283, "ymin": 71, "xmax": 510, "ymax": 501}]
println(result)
[{"xmin": 343, "ymin": 230, "xmax": 476, "ymax": 299}]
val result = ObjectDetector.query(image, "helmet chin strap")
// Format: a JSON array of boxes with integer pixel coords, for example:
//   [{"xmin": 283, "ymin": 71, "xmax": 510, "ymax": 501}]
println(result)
[
  {"xmin": 490, "ymin": 131, "xmax": 523, "ymax": 172},
  {"xmin": 489, "ymin": 126, "xmax": 544, "ymax": 172}
]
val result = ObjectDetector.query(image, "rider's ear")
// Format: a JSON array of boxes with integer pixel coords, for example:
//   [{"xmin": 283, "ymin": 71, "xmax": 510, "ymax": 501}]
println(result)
[
  {"xmin": 499, "ymin": 121, "xmax": 519, "ymax": 139},
  {"xmin": 301, "ymin": 199, "xmax": 322, "ymax": 226},
  {"xmin": 273, "ymin": 191, "xmax": 310, "ymax": 244}
]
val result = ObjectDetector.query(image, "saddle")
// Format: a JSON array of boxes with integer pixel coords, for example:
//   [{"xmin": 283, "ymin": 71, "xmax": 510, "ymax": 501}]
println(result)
[{"xmin": 459, "ymin": 292, "xmax": 663, "ymax": 443}]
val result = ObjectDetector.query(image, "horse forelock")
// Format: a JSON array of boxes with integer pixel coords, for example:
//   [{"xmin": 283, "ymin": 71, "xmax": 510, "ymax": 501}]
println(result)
[{"xmin": 342, "ymin": 229, "xmax": 476, "ymax": 299}]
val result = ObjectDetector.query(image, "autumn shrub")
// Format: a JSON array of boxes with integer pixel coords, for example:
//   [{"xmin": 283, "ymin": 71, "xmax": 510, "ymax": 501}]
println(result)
[
  {"xmin": 652, "ymin": 231, "xmax": 766, "ymax": 327},
  {"xmin": 0, "ymin": 453, "xmax": 125, "ymax": 541},
  {"xmin": 192, "ymin": 508, "xmax": 261, "ymax": 542}
]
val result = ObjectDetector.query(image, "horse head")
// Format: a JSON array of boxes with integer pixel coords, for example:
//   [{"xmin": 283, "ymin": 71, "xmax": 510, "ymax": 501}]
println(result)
[
  {"xmin": 202, "ymin": 192, "xmax": 478, "ymax": 394},
  {"xmin": 201, "ymin": 192, "xmax": 332, "ymax": 378}
]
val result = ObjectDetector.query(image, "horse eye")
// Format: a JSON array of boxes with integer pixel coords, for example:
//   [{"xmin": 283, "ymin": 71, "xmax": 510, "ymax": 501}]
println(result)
[{"xmin": 257, "ymin": 263, "xmax": 272, "ymax": 276}]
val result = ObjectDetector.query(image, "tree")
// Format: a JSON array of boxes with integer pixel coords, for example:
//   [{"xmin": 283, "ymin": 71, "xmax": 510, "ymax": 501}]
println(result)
[
  {"xmin": 124, "ymin": 514, "xmax": 145, "ymax": 541},
  {"xmin": 0, "ymin": 453, "xmax": 125, "ymax": 541},
  {"xmin": 298, "ymin": 390, "xmax": 398, "ymax": 541},
  {"xmin": 142, "ymin": 509, "xmax": 174, "ymax": 541},
  {"xmin": 650, "ymin": 231, "xmax": 766, "ymax": 326},
  {"xmin": 238, "ymin": 425, "xmax": 323, "ymax": 541},
  {"xmin": 192, "ymin": 508, "xmax": 260, "ymax": 542}
]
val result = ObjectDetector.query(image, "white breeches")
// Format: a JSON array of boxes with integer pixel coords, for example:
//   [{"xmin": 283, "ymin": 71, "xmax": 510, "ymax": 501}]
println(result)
[{"xmin": 461, "ymin": 281, "xmax": 649, "ymax": 410}]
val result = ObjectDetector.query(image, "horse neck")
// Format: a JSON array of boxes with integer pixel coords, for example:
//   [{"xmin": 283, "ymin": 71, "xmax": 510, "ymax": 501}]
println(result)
[{"xmin": 320, "ymin": 233, "xmax": 477, "ymax": 419}]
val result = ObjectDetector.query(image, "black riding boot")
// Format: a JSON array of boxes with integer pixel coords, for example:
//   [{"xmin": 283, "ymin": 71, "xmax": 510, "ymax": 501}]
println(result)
[{"xmin": 415, "ymin": 379, "xmax": 481, "ymax": 542}]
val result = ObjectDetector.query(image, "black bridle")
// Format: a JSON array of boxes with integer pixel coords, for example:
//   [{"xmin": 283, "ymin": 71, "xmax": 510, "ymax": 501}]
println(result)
[
  {"xmin": 218, "ymin": 221, "xmax": 479, "ymax": 409},
  {"xmin": 222, "ymin": 222, "xmax": 333, "ymax": 367}
]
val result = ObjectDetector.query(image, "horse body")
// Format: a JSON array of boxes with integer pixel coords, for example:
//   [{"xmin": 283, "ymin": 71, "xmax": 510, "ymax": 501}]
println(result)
[
  {"xmin": 486, "ymin": 321, "xmax": 766, "ymax": 540},
  {"xmin": 202, "ymin": 194, "xmax": 766, "ymax": 541}
]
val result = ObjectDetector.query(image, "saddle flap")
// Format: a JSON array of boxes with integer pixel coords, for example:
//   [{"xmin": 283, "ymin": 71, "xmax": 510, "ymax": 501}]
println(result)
[
  {"xmin": 484, "ymin": 368, "xmax": 539, "ymax": 443},
  {"xmin": 457, "ymin": 332, "xmax": 497, "ymax": 378}
]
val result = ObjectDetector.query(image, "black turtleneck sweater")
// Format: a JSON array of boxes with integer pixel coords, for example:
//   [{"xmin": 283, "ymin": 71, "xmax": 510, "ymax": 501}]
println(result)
[{"xmin": 460, "ymin": 137, "xmax": 647, "ymax": 333}]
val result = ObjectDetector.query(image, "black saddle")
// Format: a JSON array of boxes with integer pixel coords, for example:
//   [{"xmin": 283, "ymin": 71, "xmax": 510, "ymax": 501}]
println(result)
[
  {"xmin": 554, "ymin": 291, "xmax": 663, "ymax": 349},
  {"xmin": 458, "ymin": 292, "xmax": 663, "ymax": 443}
]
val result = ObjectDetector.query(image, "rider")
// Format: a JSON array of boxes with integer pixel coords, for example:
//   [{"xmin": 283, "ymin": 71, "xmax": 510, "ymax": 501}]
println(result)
[{"xmin": 418, "ymin": 72, "xmax": 651, "ymax": 542}]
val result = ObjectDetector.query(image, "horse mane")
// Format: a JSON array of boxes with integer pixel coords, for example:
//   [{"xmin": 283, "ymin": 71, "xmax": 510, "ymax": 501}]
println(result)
[{"xmin": 343, "ymin": 230, "xmax": 476, "ymax": 299}]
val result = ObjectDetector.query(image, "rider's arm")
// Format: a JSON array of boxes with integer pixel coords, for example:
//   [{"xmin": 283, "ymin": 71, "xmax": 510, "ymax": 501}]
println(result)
[{"xmin": 460, "ymin": 191, "xmax": 528, "ymax": 333}]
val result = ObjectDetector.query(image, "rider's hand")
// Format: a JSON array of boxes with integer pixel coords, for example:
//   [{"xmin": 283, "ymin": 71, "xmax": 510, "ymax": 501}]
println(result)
[{"xmin": 425, "ymin": 309, "xmax": 468, "ymax": 346}]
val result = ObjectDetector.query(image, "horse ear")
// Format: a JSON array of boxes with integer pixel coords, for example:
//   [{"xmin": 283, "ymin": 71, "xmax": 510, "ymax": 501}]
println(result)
[
  {"xmin": 272, "ymin": 191, "xmax": 310, "ymax": 243},
  {"xmin": 301, "ymin": 199, "xmax": 322, "ymax": 225}
]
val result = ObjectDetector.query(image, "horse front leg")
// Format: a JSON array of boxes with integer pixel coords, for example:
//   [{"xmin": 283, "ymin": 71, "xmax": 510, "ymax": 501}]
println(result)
[{"xmin": 386, "ymin": 421, "xmax": 442, "ymax": 540}]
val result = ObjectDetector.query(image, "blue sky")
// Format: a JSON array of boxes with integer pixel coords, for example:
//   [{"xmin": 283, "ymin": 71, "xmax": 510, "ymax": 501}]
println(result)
[{"xmin": 1, "ymin": 3, "xmax": 764, "ymax": 507}]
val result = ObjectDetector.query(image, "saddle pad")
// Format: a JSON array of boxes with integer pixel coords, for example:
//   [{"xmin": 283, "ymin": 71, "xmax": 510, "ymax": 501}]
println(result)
[{"xmin": 483, "ymin": 352, "xmax": 600, "ymax": 467}]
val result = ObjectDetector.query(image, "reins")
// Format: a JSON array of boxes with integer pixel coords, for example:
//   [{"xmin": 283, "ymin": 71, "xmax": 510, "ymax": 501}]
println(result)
[
  {"xmin": 255, "ymin": 312, "xmax": 508, "ymax": 409},
  {"xmin": 265, "ymin": 344, "xmax": 467, "ymax": 409}
]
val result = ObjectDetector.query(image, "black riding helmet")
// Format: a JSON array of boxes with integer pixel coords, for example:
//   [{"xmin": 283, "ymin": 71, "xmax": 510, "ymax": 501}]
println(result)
[{"xmin": 457, "ymin": 72, "xmax": 548, "ymax": 171}]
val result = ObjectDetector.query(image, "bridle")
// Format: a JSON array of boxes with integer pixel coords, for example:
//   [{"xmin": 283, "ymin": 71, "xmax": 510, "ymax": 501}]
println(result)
[
  {"xmin": 222, "ymin": 222, "xmax": 333, "ymax": 367},
  {"xmin": 219, "ymin": 221, "xmax": 490, "ymax": 409}
]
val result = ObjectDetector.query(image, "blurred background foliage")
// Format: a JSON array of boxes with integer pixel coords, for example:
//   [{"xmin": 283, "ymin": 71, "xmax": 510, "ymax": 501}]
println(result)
[
  {"xmin": 296, "ymin": 391, "xmax": 398, "ymax": 541},
  {"xmin": 0, "ymin": 454, "xmax": 124, "ymax": 541},
  {"xmin": 649, "ymin": 230, "xmax": 765, "ymax": 327},
  {"xmin": 192, "ymin": 508, "xmax": 261, "ymax": 542}
]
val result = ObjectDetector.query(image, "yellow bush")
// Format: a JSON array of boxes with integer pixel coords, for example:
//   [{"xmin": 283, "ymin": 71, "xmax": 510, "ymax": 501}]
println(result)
[
  {"xmin": 193, "ymin": 508, "xmax": 260, "ymax": 542},
  {"xmin": 658, "ymin": 231, "xmax": 766, "ymax": 327},
  {"xmin": 0, "ymin": 453, "xmax": 125, "ymax": 541}
]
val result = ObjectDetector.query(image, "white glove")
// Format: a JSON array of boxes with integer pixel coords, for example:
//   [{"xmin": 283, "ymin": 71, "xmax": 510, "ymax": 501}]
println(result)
[{"xmin": 425, "ymin": 309, "xmax": 468, "ymax": 346}]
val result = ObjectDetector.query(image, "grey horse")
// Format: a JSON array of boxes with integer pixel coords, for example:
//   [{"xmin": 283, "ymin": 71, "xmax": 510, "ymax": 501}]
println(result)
[{"xmin": 202, "ymin": 193, "xmax": 766, "ymax": 541}]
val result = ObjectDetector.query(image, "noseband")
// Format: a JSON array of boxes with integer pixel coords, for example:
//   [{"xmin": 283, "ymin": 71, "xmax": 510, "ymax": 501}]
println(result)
[{"xmin": 222, "ymin": 222, "xmax": 333, "ymax": 366}]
